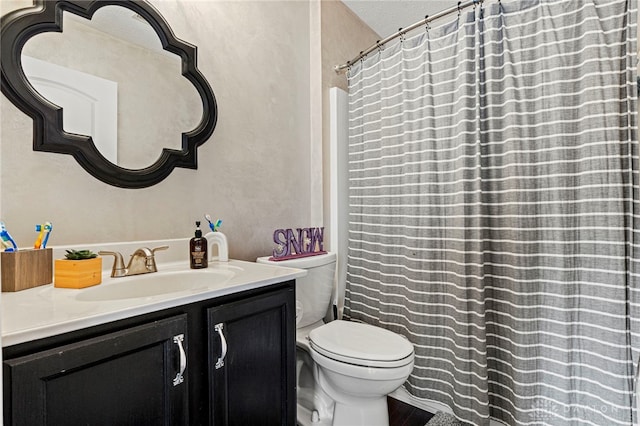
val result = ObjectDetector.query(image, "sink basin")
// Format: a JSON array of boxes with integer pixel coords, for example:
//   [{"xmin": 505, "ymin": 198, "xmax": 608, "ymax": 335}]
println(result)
[{"xmin": 75, "ymin": 268, "xmax": 236, "ymax": 302}]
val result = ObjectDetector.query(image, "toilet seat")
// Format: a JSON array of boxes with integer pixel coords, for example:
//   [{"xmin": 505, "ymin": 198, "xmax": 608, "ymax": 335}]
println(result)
[{"xmin": 308, "ymin": 320, "xmax": 414, "ymax": 368}]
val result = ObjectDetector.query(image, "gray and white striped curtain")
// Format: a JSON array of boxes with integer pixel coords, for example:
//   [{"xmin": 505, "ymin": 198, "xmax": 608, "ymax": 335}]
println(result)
[{"xmin": 344, "ymin": 0, "xmax": 639, "ymax": 425}]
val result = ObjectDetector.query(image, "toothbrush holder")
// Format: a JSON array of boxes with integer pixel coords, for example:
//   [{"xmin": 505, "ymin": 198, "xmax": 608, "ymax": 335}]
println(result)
[{"xmin": 1, "ymin": 248, "xmax": 53, "ymax": 292}]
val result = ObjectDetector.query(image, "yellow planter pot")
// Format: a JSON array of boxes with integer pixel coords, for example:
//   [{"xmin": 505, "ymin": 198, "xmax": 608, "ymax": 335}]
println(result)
[{"xmin": 54, "ymin": 257, "xmax": 102, "ymax": 289}]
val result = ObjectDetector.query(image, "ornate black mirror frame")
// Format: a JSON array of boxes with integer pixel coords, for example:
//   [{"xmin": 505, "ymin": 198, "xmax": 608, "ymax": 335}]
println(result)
[{"xmin": 1, "ymin": 0, "xmax": 217, "ymax": 188}]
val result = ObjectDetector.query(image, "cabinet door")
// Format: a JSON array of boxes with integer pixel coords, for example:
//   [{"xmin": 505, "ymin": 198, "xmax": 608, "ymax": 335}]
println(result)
[
  {"xmin": 4, "ymin": 315, "xmax": 189, "ymax": 426},
  {"xmin": 208, "ymin": 287, "xmax": 295, "ymax": 426}
]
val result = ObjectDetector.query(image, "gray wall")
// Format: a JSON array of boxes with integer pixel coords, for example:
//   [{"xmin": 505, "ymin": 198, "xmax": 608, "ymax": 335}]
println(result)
[
  {"xmin": 0, "ymin": 0, "xmax": 378, "ymax": 261},
  {"xmin": 1, "ymin": 0, "xmax": 318, "ymax": 261}
]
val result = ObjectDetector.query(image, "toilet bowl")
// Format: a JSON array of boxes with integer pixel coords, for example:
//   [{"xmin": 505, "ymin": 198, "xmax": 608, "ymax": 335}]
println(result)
[
  {"xmin": 257, "ymin": 253, "xmax": 415, "ymax": 426},
  {"xmin": 309, "ymin": 320, "xmax": 414, "ymax": 426}
]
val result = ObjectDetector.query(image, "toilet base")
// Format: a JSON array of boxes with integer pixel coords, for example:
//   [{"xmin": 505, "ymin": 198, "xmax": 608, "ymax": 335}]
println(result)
[
  {"xmin": 333, "ymin": 396, "xmax": 389, "ymax": 426},
  {"xmin": 297, "ymin": 403, "xmax": 331, "ymax": 426},
  {"xmin": 296, "ymin": 322, "xmax": 411, "ymax": 426},
  {"xmin": 297, "ymin": 345, "xmax": 335, "ymax": 425}
]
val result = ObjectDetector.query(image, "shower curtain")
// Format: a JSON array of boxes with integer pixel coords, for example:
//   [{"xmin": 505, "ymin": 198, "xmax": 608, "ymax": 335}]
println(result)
[{"xmin": 344, "ymin": 0, "xmax": 639, "ymax": 425}]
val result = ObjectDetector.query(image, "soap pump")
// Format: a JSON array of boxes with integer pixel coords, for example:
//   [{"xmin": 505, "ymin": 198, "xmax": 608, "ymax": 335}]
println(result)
[{"xmin": 190, "ymin": 221, "xmax": 208, "ymax": 269}]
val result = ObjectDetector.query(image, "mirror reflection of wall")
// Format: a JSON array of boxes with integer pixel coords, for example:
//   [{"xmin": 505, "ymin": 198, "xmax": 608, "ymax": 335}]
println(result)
[
  {"xmin": 22, "ymin": 55, "xmax": 119, "ymax": 163},
  {"xmin": 21, "ymin": 5, "xmax": 203, "ymax": 170}
]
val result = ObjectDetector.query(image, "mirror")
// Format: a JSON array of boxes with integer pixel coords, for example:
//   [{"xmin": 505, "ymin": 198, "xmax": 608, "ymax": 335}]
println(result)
[
  {"xmin": 22, "ymin": 6, "xmax": 203, "ymax": 170},
  {"xmin": 1, "ymin": 0, "xmax": 217, "ymax": 188}
]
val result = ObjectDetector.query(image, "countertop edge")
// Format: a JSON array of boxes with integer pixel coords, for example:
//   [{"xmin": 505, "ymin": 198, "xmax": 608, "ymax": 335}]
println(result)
[{"xmin": 2, "ymin": 260, "xmax": 305, "ymax": 348}]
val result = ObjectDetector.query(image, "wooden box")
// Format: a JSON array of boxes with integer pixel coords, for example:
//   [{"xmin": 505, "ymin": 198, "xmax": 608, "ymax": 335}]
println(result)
[
  {"xmin": 54, "ymin": 257, "xmax": 102, "ymax": 289},
  {"xmin": 1, "ymin": 249, "xmax": 53, "ymax": 292}
]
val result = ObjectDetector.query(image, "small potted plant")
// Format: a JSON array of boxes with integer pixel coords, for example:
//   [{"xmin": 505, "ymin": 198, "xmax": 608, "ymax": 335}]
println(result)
[{"xmin": 54, "ymin": 249, "xmax": 102, "ymax": 289}]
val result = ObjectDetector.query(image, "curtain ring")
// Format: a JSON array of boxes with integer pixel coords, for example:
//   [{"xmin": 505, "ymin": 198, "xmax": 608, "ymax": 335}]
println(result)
[
  {"xmin": 457, "ymin": 1, "xmax": 462, "ymax": 16},
  {"xmin": 425, "ymin": 15, "xmax": 430, "ymax": 32},
  {"xmin": 398, "ymin": 28, "xmax": 405, "ymax": 43},
  {"xmin": 376, "ymin": 40, "xmax": 382, "ymax": 53}
]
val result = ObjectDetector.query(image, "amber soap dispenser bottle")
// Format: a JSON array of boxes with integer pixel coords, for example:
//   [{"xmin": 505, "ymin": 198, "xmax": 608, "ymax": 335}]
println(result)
[{"xmin": 190, "ymin": 221, "xmax": 208, "ymax": 269}]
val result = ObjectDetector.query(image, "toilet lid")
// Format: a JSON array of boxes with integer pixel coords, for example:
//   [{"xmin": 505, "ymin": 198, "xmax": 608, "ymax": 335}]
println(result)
[{"xmin": 308, "ymin": 320, "xmax": 414, "ymax": 368}]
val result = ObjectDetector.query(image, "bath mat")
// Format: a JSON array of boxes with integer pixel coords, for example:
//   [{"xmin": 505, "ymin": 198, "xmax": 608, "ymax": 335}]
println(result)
[{"xmin": 425, "ymin": 411, "xmax": 465, "ymax": 426}]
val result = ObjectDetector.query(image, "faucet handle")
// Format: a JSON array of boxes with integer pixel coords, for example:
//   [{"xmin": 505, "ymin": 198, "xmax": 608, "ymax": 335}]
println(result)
[
  {"xmin": 144, "ymin": 245, "xmax": 169, "ymax": 273},
  {"xmin": 151, "ymin": 245, "xmax": 169, "ymax": 255},
  {"xmin": 98, "ymin": 250, "xmax": 127, "ymax": 277}
]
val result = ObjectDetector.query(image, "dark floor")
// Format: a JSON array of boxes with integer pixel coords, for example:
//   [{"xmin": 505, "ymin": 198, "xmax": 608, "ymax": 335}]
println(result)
[{"xmin": 388, "ymin": 396, "xmax": 434, "ymax": 426}]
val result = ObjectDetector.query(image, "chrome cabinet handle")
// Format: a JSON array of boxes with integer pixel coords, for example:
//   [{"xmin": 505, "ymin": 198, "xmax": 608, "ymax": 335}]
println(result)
[
  {"xmin": 214, "ymin": 323, "xmax": 227, "ymax": 370},
  {"xmin": 173, "ymin": 334, "xmax": 186, "ymax": 386}
]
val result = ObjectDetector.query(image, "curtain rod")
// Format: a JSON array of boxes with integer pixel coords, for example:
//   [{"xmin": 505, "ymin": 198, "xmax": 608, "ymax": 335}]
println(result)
[{"xmin": 334, "ymin": 0, "xmax": 483, "ymax": 74}]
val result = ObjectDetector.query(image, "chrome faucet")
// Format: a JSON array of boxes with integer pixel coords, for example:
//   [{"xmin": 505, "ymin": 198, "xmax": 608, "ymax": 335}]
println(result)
[{"xmin": 99, "ymin": 246, "xmax": 169, "ymax": 278}]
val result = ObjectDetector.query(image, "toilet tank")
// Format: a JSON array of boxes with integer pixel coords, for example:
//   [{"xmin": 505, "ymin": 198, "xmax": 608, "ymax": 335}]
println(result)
[{"xmin": 257, "ymin": 252, "xmax": 336, "ymax": 328}]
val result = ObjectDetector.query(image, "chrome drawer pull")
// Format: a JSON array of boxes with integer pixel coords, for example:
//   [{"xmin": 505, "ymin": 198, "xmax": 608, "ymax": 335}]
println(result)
[
  {"xmin": 173, "ymin": 334, "xmax": 186, "ymax": 386},
  {"xmin": 214, "ymin": 323, "xmax": 227, "ymax": 369}
]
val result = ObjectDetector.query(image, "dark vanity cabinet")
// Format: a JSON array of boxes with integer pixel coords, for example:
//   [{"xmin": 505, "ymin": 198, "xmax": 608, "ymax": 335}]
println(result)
[{"xmin": 3, "ymin": 282, "xmax": 296, "ymax": 426}]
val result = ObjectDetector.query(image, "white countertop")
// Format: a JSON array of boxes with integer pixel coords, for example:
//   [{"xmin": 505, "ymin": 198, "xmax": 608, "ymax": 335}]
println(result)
[{"xmin": 1, "ymin": 258, "xmax": 305, "ymax": 347}]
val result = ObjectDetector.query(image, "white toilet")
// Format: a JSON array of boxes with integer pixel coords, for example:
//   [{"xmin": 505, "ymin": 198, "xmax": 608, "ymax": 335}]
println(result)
[{"xmin": 257, "ymin": 252, "xmax": 415, "ymax": 426}]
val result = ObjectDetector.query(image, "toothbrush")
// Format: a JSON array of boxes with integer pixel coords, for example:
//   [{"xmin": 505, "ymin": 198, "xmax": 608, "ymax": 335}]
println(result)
[
  {"xmin": 35, "ymin": 222, "xmax": 53, "ymax": 249},
  {"xmin": 204, "ymin": 214, "xmax": 215, "ymax": 232},
  {"xmin": 34, "ymin": 224, "xmax": 45, "ymax": 249},
  {"xmin": 0, "ymin": 221, "xmax": 18, "ymax": 252},
  {"xmin": 41, "ymin": 222, "xmax": 52, "ymax": 249},
  {"xmin": 204, "ymin": 214, "xmax": 222, "ymax": 232}
]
